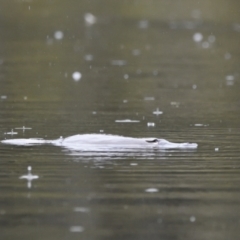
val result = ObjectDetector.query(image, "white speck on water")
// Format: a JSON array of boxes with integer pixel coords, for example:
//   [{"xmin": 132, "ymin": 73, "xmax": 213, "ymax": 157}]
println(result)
[
  {"xmin": 111, "ymin": 60, "xmax": 127, "ymax": 66},
  {"xmin": 99, "ymin": 129, "xmax": 104, "ymax": 133},
  {"xmin": 84, "ymin": 13, "xmax": 97, "ymax": 26},
  {"xmin": 208, "ymin": 35, "xmax": 216, "ymax": 43},
  {"xmin": 145, "ymin": 188, "xmax": 159, "ymax": 193},
  {"xmin": 153, "ymin": 70, "xmax": 158, "ymax": 76},
  {"xmin": 73, "ymin": 207, "xmax": 90, "ymax": 213},
  {"xmin": 1, "ymin": 95, "xmax": 7, "ymax": 100},
  {"xmin": 29, "ymin": 6, "xmax": 31, "ymax": 10},
  {"xmin": 130, "ymin": 163, "xmax": 138, "ymax": 166},
  {"xmin": 215, "ymin": 148, "xmax": 219, "ymax": 151},
  {"xmin": 147, "ymin": 122, "xmax": 155, "ymax": 127},
  {"xmin": 132, "ymin": 49, "xmax": 141, "ymax": 56},
  {"xmin": 92, "ymin": 111, "xmax": 97, "ymax": 114},
  {"xmin": 193, "ymin": 33, "xmax": 203, "ymax": 42},
  {"xmin": 84, "ymin": 54, "xmax": 93, "ymax": 61},
  {"xmin": 115, "ymin": 119, "xmax": 140, "ymax": 123},
  {"xmin": 123, "ymin": 99, "xmax": 128, "ymax": 103},
  {"xmin": 202, "ymin": 41, "xmax": 210, "ymax": 48},
  {"xmin": 192, "ymin": 84, "xmax": 197, "ymax": 89},
  {"xmin": 23, "ymin": 96, "xmax": 28, "ymax": 100},
  {"xmin": 224, "ymin": 52, "xmax": 231, "ymax": 60},
  {"xmin": 124, "ymin": 74, "xmax": 129, "ymax": 79},
  {"xmin": 190, "ymin": 216, "xmax": 196, "ymax": 222},
  {"xmin": 69, "ymin": 226, "xmax": 84, "ymax": 233},
  {"xmin": 144, "ymin": 97, "xmax": 155, "ymax": 101},
  {"xmin": 138, "ymin": 20, "xmax": 149, "ymax": 29},
  {"xmin": 54, "ymin": 31, "xmax": 64, "ymax": 40},
  {"xmin": 153, "ymin": 108, "xmax": 163, "ymax": 115},
  {"xmin": 72, "ymin": 72, "xmax": 82, "ymax": 81}
]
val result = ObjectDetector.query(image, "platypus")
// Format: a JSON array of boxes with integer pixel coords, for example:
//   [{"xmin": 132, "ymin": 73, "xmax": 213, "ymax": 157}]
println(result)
[{"xmin": 1, "ymin": 134, "xmax": 198, "ymax": 150}]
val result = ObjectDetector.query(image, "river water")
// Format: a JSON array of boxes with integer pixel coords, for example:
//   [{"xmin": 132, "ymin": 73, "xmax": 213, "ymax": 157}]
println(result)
[{"xmin": 0, "ymin": 1, "xmax": 240, "ymax": 240}]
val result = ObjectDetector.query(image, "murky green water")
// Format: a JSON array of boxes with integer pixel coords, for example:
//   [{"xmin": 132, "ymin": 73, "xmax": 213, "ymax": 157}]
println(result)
[{"xmin": 1, "ymin": 1, "xmax": 240, "ymax": 239}]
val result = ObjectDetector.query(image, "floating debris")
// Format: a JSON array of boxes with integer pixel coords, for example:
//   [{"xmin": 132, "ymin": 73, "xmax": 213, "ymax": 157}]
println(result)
[
  {"xmin": 115, "ymin": 119, "xmax": 140, "ymax": 123},
  {"xmin": 1, "ymin": 95, "xmax": 7, "ymax": 100},
  {"xmin": 124, "ymin": 74, "xmax": 129, "ymax": 79},
  {"xmin": 153, "ymin": 108, "xmax": 163, "ymax": 116},
  {"xmin": 72, "ymin": 71, "xmax": 82, "ymax": 81},
  {"xmin": 215, "ymin": 148, "xmax": 219, "ymax": 151},
  {"xmin": 145, "ymin": 188, "xmax": 159, "ymax": 193},
  {"xmin": 19, "ymin": 166, "xmax": 39, "ymax": 189}
]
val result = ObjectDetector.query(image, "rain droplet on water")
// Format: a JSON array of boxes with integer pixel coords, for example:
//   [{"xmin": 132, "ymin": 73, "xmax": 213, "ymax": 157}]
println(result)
[
  {"xmin": 72, "ymin": 72, "xmax": 82, "ymax": 81},
  {"xmin": 84, "ymin": 13, "xmax": 97, "ymax": 26},
  {"xmin": 193, "ymin": 33, "xmax": 203, "ymax": 42},
  {"xmin": 54, "ymin": 31, "xmax": 64, "ymax": 40},
  {"xmin": 190, "ymin": 216, "xmax": 196, "ymax": 222},
  {"xmin": 202, "ymin": 41, "xmax": 210, "ymax": 48},
  {"xmin": 138, "ymin": 20, "xmax": 149, "ymax": 29}
]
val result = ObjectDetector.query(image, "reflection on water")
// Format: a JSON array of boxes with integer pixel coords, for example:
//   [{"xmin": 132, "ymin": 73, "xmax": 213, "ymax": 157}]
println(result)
[{"xmin": 0, "ymin": 0, "xmax": 240, "ymax": 239}]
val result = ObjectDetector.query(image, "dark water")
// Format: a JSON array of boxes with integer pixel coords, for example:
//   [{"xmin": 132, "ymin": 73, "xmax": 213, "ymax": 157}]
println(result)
[{"xmin": 1, "ymin": 1, "xmax": 240, "ymax": 239}]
